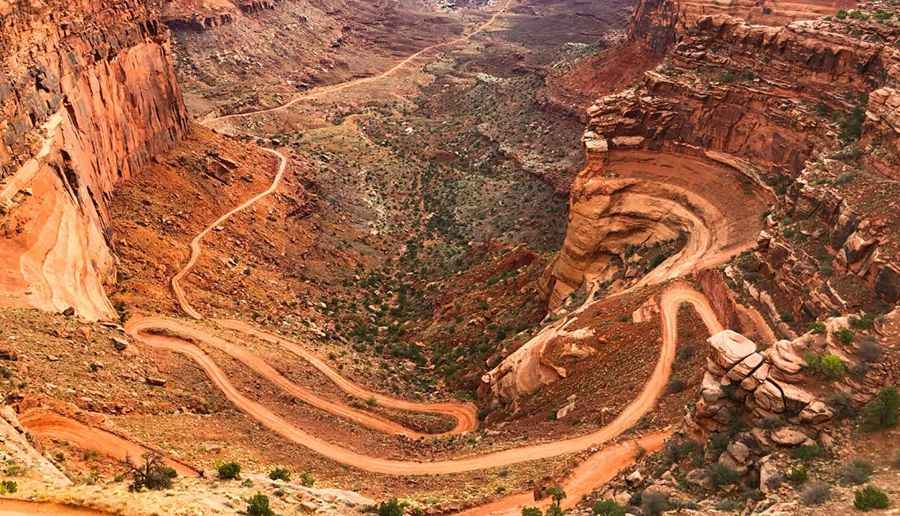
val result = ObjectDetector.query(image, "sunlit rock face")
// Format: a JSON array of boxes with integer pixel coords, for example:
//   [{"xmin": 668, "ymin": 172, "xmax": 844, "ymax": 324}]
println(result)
[{"xmin": 0, "ymin": 0, "xmax": 189, "ymax": 319}]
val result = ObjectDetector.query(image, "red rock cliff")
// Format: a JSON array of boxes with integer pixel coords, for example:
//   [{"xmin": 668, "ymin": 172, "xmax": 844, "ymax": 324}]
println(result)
[{"xmin": 0, "ymin": 0, "xmax": 189, "ymax": 319}]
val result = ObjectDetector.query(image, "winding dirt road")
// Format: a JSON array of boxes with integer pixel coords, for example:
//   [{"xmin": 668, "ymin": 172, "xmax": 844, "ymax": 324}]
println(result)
[
  {"xmin": 18, "ymin": 409, "xmax": 199, "ymax": 478},
  {"xmin": 203, "ymin": 0, "xmax": 515, "ymax": 128},
  {"xmin": 123, "ymin": 283, "xmax": 722, "ymax": 480},
  {"xmin": 127, "ymin": 316, "xmax": 476, "ymax": 439},
  {"xmin": 14, "ymin": 1, "xmax": 759, "ymax": 511},
  {"xmin": 170, "ymin": 147, "xmax": 288, "ymax": 320}
]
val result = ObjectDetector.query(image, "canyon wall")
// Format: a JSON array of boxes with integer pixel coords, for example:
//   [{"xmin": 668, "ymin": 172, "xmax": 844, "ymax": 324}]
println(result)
[
  {"xmin": 0, "ymin": 0, "xmax": 189, "ymax": 320},
  {"xmin": 484, "ymin": 0, "xmax": 899, "ymax": 404}
]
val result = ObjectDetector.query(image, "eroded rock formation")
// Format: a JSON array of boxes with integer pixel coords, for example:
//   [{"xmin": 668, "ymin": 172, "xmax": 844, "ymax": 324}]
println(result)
[{"xmin": 0, "ymin": 0, "xmax": 189, "ymax": 319}]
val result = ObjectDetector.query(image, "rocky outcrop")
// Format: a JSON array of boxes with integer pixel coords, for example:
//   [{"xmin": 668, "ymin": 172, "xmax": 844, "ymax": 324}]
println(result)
[
  {"xmin": 689, "ymin": 314, "xmax": 891, "ymax": 437},
  {"xmin": 0, "ymin": 0, "xmax": 189, "ymax": 319}
]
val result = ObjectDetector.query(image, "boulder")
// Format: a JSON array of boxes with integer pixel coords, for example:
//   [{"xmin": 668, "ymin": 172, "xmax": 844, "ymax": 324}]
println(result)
[
  {"xmin": 727, "ymin": 352, "xmax": 764, "ymax": 382},
  {"xmin": 701, "ymin": 371, "xmax": 724, "ymax": 402},
  {"xmin": 709, "ymin": 330, "xmax": 758, "ymax": 370},
  {"xmin": 770, "ymin": 427, "xmax": 807, "ymax": 446},
  {"xmin": 798, "ymin": 400, "xmax": 833, "ymax": 424},
  {"xmin": 754, "ymin": 380, "xmax": 785, "ymax": 413}
]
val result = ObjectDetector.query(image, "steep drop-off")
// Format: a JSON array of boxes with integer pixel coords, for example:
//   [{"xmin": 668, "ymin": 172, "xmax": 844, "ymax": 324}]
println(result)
[{"xmin": 0, "ymin": 1, "xmax": 189, "ymax": 320}]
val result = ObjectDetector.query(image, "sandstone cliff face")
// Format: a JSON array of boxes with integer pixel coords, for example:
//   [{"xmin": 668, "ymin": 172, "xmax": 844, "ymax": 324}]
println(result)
[
  {"xmin": 0, "ymin": 0, "xmax": 189, "ymax": 319},
  {"xmin": 483, "ymin": 0, "xmax": 898, "ymax": 403}
]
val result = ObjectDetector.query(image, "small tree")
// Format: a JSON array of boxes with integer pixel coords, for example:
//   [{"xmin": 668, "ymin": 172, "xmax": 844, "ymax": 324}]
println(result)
[
  {"xmin": 127, "ymin": 453, "xmax": 177, "ymax": 492},
  {"xmin": 862, "ymin": 386, "xmax": 899, "ymax": 431}
]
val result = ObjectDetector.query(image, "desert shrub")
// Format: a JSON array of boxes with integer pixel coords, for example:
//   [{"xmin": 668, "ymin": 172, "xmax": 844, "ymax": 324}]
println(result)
[
  {"xmin": 665, "ymin": 378, "xmax": 686, "ymax": 395},
  {"xmin": 854, "ymin": 485, "xmax": 890, "ymax": 511},
  {"xmin": 370, "ymin": 499, "xmax": 407, "ymax": 516},
  {"xmin": 715, "ymin": 498, "xmax": 741, "ymax": 511},
  {"xmin": 800, "ymin": 481, "xmax": 831, "ymax": 506},
  {"xmin": 268, "ymin": 467, "xmax": 290, "ymax": 482},
  {"xmin": 808, "ymin": 321, "xmax": 826, "ymax": 334},
  {"xmin": 834, "ymin": 328, "xmax": 855, "ymax": 345},
  {"xmin": 757, "ymin": 415, "xmax": 786, "ymax": 429},
  {"xmin": 840, "ymin": 459, "xmax": 875, "ymax": 485},
  {"xmin": 836, "ymin": 9, "xmax": 848, "ymax": 18},
  {"xmin": 850, "ymin": 313, "xmax": 876, "ymax": 330},
  {"xmin": 246, "ymin": 493, "xmax": 274, "ymax": 516},
  {"xmin": 894, "ymin": 451, "xmax": 900, "ymax": 469},
  {"xmin": 0, "ymin": 480, "xmax": 17, "ymax": 494},
  {"xmin": 785, "ymin": 465, "xmax": 808, "ymax": 484},
  {"xmin": 217, "ymin": 461, "xmax": 241, "ymax": 480},
  {"xmin": 804, "ymin": 352, "xmax": 847, "ymax": 380},
  {"xmin": 862, "ymin": 386, "xmax": 899, "ymax": 431},
  {"xmin": 792, "ymin": 444, "xmax": 824, "ymax": 461},
  {"xmin": 127, "ymin": 453, "xmax": 177, "ymax": 492},
  {"xmin": 857, "ymin": 337, "xmax": 882, "ymax": 363},
  {"xmin": 521, "ymin": 508, "xmax": 542, "ymax": 516},
  {"xmin": 664, "ymin": 439, "xmax": 700, "ymax": 463},
  {"xmin": 676, "ymin": 346, "xmax": 695, "ymax": 362},
  {"xmin": 592, "ymin": 499, "xmax": 626, "ymax": 516},
  {"xmin": 640, "ymin": 491, "xmax": 669, "ymax": 516},
  {"xmin": 827, "ymin": 392, "xmax": 857, "ymax": 420},
  {"xmin": 708, "ymin": 463, "xmax": 741, "ymax": 488},
  {"xmin": 299, "ymin": 471, "xmax": 315, "ymax": 487}
]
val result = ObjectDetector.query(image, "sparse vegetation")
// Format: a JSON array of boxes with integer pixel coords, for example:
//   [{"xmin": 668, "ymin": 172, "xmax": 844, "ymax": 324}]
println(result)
[
  {"xmin": 640, "ymin": 490, "xmax": 669, "ymax": 516},
  {"xmin": 800, "ymin": 481, "xmax": 831, "ymax": 506},
  {"xmin": 217, "ymin": 461, "xmax": 241, "ymax": 480},
  {"xmin": 369, "ymin": 499, "xmax": 407, "ymax": 516},
  {"xmin": 127, "ymin": 453, "xmax": 177, "ymax": 492},
  {"xmin": 792, "ymin": 444, "xmax": 824, "ymax": 461},
  {"xmin": 246, "ymin": 493, "xmax": 275, "ymax": 516},
  {"xmin": 840, "ymin": 459, "xmax": 875, "ymax": 485},
  {"xmin": 785, "ymin": 465, "xmax": 808, "ymax": 484},
  {"xmin": 268, "ymin": 467, "xmax": 291, "ymax": 482},
  {"xmin": 299, "ymin": 471, "xmax": 315, "ymax": 487},
  {"xmin": 862, "ymin": 386, "xmax": 899, "ymax": 431},
  {"xmin": 803, "ymin": 352, "xmax": 847, "ymax": 380},
  {"xmin": 0, "ymin": 480, "xmax": 17, "ymax": 494},
  {"xmin": 854, "ymin": 485, "xmax": 890, "ymax": 511},
  {"xmin": 707, "ymin": 463, "xmax": 741, "ymax": 488},
  {"xmin": 592, "ymin": 499, "xmax": 626, "ymax": 516}
]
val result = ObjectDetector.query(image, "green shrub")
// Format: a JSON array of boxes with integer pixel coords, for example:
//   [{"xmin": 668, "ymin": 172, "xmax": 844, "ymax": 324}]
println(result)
[
  {"xmin": 850, "ymin": 313, "xmax": 876, "ymax": 330},
  {"xmin": 835, "ymin": 328, "xmax": 855, "ymax": 344},
  {"xmin": 707, "ymin": 463, "xmax": 741, "ymax": 488},
  {"xmin": 592, "ymin": 499, "xmax": 626, "ymax": 516},
  {"xmin": 840, "ymin": 459, "xmax": 875, "ymax": 485},
  {"xmin": 792, "ymin": 444, "xmax": 824, "ymax": 461},
  {"xmin": 299, "ymin": 471, "xmax": 315, "ymax": 487},
  {"xmin": 785, "ymin": 465, "xmax": 808, "ymax": 484},
  {"xmin": 808, "ymin": 321, "xmax": 826, "ymax": 334},
  {"xmin": 127, "ymin": 454, "xmax": 177, "ymax": 492},
  {"xmin": 268, "ymin": 467, "xmax": 290, "ymax": 482},
  {"xmin": 371, "ymin": 499, "xmax": 407, "ymax": 516},
  {"xmin": 521, "ymin": 508, "xmax": 542, "ymax": 516},
  {"xmin": 862, "ymin": 386, "xmax": 899, "ymax": 431},
  {"xmin": 800, "ymin": 481, "xmax": 831, "ymax": 506},
  {"xmin": 217, "ymin": 462, "xmax": 241, "ymax": 480},
  {"xmin": 0, "ymin": 480, "xmax": 17, "ymax": 494},
  {"xmin": 804, "ymin": 352, "xmax": 847, "ymax": 380},
  {"xmin": 246, "ymin": 493, "xmax": 274, "ymax": 516},
  {"xmin": 836, "ymin": 9, "xmax": 848, "ymax": 19},
  {"xmin": 854, "ymin": 485, "xmax": 890, "ymax": 511}
]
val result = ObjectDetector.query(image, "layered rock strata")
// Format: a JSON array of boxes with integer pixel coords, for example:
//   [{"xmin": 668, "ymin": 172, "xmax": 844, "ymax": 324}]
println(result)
[{"xmin": 0, "ymin": 0, "xmax": 189, "ymax": 319}]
